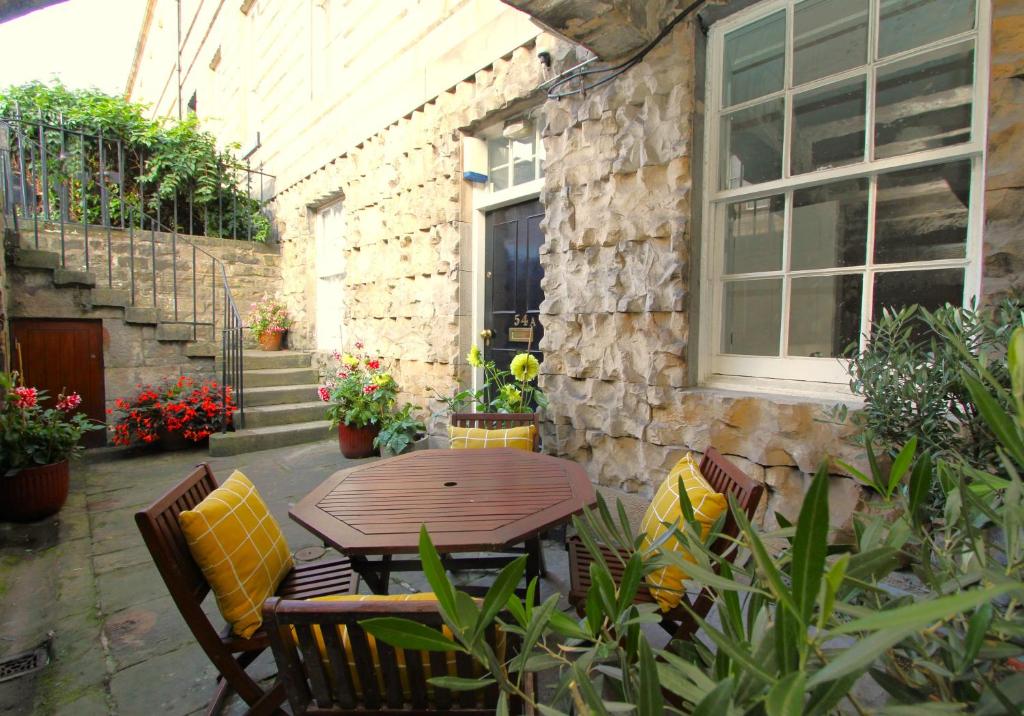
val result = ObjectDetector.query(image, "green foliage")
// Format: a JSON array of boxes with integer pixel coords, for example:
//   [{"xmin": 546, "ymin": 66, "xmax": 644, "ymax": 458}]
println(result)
[
  {"xmin": 365, "ymin": 331, "xmax": 1024, "ymax": 713},
  {"xmin": 835, "ymin": 300, "xmax": 1023, "ymax": 471},
  {"xmin": 245, "ymin": 295, "xmax": 292, "ymax": 339},
  {"xmin": 435, "ymin": 343, "xmax": 548, "ymax": 415},
  {"xmin": 0, "ymin": 372, "xmax": 103, "ymax": 473},
  {"xmin": 0, "ymin": 80, "xmax": 268, "ymax": 241},
  {"xmin": 373, "ymin": 403, "xmax": 425, "ymax": 456},
  {"xmin": 322, "ymin": 348, "xmax": 398, "ymax": 430}
]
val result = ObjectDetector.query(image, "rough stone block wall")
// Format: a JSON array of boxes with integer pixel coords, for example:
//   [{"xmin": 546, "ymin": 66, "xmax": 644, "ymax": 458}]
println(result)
[
  {"xmin": 1, "ymin": 210, "xmax": 8, "ymax": 372},
  {"xmin": 272, "ymin": 40, "xmax": 554, "ymax": 426},
  {"xmin": 983, "ymin": 2, "xmax": 1024, "ymax": 302},
  {"xmin": 535, "ymin": 23, "xmax": 864, "ymax": 528}
]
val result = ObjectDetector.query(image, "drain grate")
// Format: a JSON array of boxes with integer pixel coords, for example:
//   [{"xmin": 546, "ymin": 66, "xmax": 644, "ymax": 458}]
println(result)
[{"xmin": 0, "ymin": 646, "xmax": 49, "ymax": 683}]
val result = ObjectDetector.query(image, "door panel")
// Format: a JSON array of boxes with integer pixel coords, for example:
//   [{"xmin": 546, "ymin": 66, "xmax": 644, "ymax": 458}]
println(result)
[
  {"xmin": 484, "ymin": 199, "xmax": 545, "ymax": 375},
  {"xmin": 11, "ymin": 319, "xmax": 106, "ymax": 448}
]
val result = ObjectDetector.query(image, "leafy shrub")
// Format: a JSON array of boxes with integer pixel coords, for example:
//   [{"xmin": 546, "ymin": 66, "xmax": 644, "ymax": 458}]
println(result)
[
  {"xmin": 320, "ymin": 345, "xmax": 398, "ymax": 429},
  {"xmin": 108, "ymin": 376, "xmax": 235, "ymax": 444},
  {"xmin": 365, "ymin": 330, "xmax": 1024, "ymax": 713},
  {"xmin": 835, "ymin": 299, "xmax": 1023, "ymax": 471},
  {"xmin": 0, "ymin": 80, "xmax": 268, "ymax": 241}
]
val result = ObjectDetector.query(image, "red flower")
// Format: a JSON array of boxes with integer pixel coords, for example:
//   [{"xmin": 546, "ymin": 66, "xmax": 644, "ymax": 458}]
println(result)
[
  {"xmin": 366, "ymin": 359, "xmax": 380, "ymax": 370},
  {"xmin": 363, "ymin": 384, "xmax": 379, "ymax": 394},
  {"xmin": 317, "ymin": 386, "xmax": 331, "ymax": 402},
  {"xmin": 56, "ymin": 392, "xmax": 82, "ymax": 412},
  {"xmin": 12, "ymin": 386, "xmax": 37, "ymax": 409}
]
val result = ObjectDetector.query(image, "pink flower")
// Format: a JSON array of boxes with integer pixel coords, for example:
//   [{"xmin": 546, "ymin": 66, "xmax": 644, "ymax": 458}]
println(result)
[
  {"xmin": 331, "ymin": 350, "xmax": 342, "ymax": 361},
  {"xmin": 12, "ymin": 387, "xmax": 37, "ymax": 409},
  {"xmin": 363, "ymin": 384, "xmax": 379, "ymax": 394},
  {"xmin": 336, "ymin": 370, "xmax": 349, "ymax": 379},
  {"xmin": 56, "ymin": 392, "xmax": 82, "ymax": 411},
  {"xmin": 355, "ymin": 341, "xmax": 364, "ymax": 350},
  {"xmin": 317, "ymin": 386, "xmax": 331, "ymax": 402}
]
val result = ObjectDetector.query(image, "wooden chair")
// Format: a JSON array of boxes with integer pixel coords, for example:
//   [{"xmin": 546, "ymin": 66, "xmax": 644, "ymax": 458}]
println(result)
[
  {"xmin": 135, "ymin": 463, "xmax": 359, "ymax": 716},
  {"xmin": 263, "ymin": 596, "xmax": 530, "ymax": 714},
  {"xmin": 567, "ymin": 447, "xmax": 765, "ymax": 642},
  {"xmin": 449, "ymin": 412, "xmax": 540, "ymax": 452},
  {"xmin": 448, "ymin": 412, "xmax": 544, "ymax": 581}
]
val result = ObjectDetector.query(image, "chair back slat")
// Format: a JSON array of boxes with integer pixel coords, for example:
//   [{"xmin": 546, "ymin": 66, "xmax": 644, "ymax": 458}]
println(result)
[
  {"xmin": 376, "ymin": 640, "xmax": 405, "ymax": 709},
  {"xmin": 262, "ymin": 598, "xmax": 522, "ymax": 713},
  {"xmin": 429, "ymin": 650, "xmax": 454, "ymax": 710},
  {"xmin": 347, "ymin": 623, "xmax": 383, "ymax": 709},
  {"xmin": 135, "ymin": 464, "xmax": 216, "ymax": 606},
  {"xmin": 296, "ymin": 623, "xmax": 334, "ymax": 708},
  {"xmin": 450, "ymin": 412, "xmax": 540, "ymax": 452},
  {"xmin": 320, "ymin": 623, "xmax": 358, "ymax": 709}
]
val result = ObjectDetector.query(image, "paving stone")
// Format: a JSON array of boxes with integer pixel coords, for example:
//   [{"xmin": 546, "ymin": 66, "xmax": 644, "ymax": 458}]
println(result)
[
  {"xmin": 109, "ymin": 645, "xmax": 218, "ymax": 715},
  {"xmin": 97, "ymin": 561, "xmax": 169, "ymax": 614},
  {"xmin": 92, "ymin": 543, "xmax": 152, "ymax": 576},
  {"xmin": 103, "ymin": 595, "xmax": 194, "ymax": 671},
  {"xmin": 51, "ymin": 689, "xmax": 112, "ymax": 716}
]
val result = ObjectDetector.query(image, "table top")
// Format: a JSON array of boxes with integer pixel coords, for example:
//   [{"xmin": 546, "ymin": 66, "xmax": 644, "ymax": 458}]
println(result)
[{"xmin": 290, "ymin": 448, "xmax": 596, "ymax": 555}]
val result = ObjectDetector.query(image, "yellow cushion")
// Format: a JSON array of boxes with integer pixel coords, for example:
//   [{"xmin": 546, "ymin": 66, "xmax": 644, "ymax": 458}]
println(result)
[
  {"xmin": 639, "ymin": 454, "xmax": 728, "ymax": 612},
  {"xmin": 448, "ymin": 425, "xmax": 536, "ymax": 451},
  {"xmin": 179, "ymin": 470, "xmax": 293, "ymax": 638},
  {"xmin": 298, "ymin": 593, "xmax": 493, "ymax": 699}
]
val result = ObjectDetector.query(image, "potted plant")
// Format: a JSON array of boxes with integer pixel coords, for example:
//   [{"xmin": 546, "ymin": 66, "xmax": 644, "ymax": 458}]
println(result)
[
  {"xmin": 375, "ymin": 403, "xmax": 427, "ymax": 458},
  {"xmin": 0, "ymin": 372, "xmax": 103, "ymax": 521},
  {"xmin": 247, "ymin": 295, "xmax": 292, "ymax": 351},
  {"xmin": 109, "ymin": 376, "xmax": 235, "ymax": 448},
  {"xmin": 437, "ymin": 342, "xmax": 549, "ymax": 415},
  {"xmin": 320, "ymin": 343, "xmax": 398, "ymax": 458}
]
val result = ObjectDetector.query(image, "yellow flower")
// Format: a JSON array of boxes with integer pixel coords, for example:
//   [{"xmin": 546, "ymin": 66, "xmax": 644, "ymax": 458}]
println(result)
[
  {"xmin": 510, "ymin": 353, "xmax": 540, "ymax": 382},
  {"xmin": 372, "ymin": 373, "xmax": 392, "ymax": 386},
  {"xmin": 466, "ymin": 344, "xmax": 483, "ymax": 368},
  {"xmin": 342, "ymin": 354, "xmax": 359, "ymax": 367},
  {"xmin": 500, "ymin": 384, "xmax": 522, "ymax": 406}
]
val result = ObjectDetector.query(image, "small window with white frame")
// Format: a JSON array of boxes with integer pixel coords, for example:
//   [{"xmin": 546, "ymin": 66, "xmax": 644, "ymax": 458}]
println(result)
[
  {"xmin": 701, "ymin": 0, "xmax": 988, "ymax": 390},
  {"xmin": 486, "ymin": 118, "xmax": 545, "ymax": 192}
]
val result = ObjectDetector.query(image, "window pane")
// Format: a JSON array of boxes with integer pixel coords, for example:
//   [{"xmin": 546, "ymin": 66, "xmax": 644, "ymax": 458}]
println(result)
[
  {"xmin": 488, "ymin": 139, "xmax": 508, "ymax": 169},
  {"xmin": 875, "ymin": 42, "xmax": 974, "ymax": 159},
  {"xmin": 720, "ymin": 99, "xmax": 784, "ymax": 189},
  {"xmin": 791, "ymin": 77, "xmax": 866, "ymax": 175},
  {"xmin": 788, "ymin": 274, "xmax": 863, "ymax": 357},
  {"xmin": 721, "ymin": 279, "xmax": 782, "ymax": 355},
  {"xmin": 874, "ymin": 161, "xmax": 970, "ymax": 264},
  {"xmin": 792, "ymin": 178, "xmax": 868, "ymax": 270},
  {"xmin": 793, "ymin": 0, "xmax": 869, "ymax": 85},
  {"xmin": 872, "ymin": 269, "xmax": 964, "ymax": 319},
  {"xmin": 512, "ymin": 132, "xmax": 535, "ymax": 163},
  {"xmin": 879, "ymin": 0, "xmax": 975, "ymax": 58},
  {"xmin": 723, "ymin": 10, "xmax": 785, "ymax": 107},
  {"xmin": 724, "ymin": 195, "xmax": 784, "ymax": 274},
  {"xmin": 489, "ymin": 168, "xmax": 509, "ymax": 192}
]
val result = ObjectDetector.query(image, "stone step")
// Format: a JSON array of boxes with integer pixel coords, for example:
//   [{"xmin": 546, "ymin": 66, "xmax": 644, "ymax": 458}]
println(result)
[
  {"xmin": 243, "ymin": 367, "xmax": 319, "ymax": 388},
  {"xmin": 13, "ymin": 248, "xmax": 59, "ymax": 270},
  {"xmin": 89, "ymin": 288, "xmax": 131, "ymax": 308},
  {"xmin": 243, "ymin": 384, "xmax": 321, "ymax": 407},
  {"xmin": 208, "ymin": 419, "xmax": 333, "ymax": 457},
  {"xmin": 124, "ymin": 307, "xmax": 159, "ymax": 325},
  {"xmin": 243, "ymin": 350, "xmax": 312, "ymax": 370},
  {"xmin": 243, "ymin": 401, "xmax": 328, "ymax": 429},
  {"xmin": 155, "ymin": 323, "xmax": 195, "ymax": 342},
  {"xmin": 53, "ymin": 268, "xmax": 97, "ymax": 287},
  {"xmin": 184, "ymin": 342, "xmax": 219, "ymax": 358}
]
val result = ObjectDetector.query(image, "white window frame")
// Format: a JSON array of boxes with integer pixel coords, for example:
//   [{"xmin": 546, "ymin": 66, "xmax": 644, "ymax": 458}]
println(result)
[
  {"xmin": 315, "ymin": 198, "xmax": 346, "ymax": 352},
  {"xmin": 698, "ymin": 0, "xmax": 991, "ymax": 395}
]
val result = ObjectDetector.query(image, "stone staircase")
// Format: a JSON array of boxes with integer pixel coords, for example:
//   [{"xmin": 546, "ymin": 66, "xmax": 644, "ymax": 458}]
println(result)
[
  {"xmin": 9, "ymin": 246, "xmax": 218, "ymax": 358},
  {"xmin": 209, "ymin": 350, "xmax": 332, "ymax": 456}
]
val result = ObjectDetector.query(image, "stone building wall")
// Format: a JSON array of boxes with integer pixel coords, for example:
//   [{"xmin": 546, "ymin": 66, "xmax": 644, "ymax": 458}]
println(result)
[
  {"xmin": 0, "ymin": 209, "xmax": 8, "ymax": 373},
  {"xmin": 271, "ymin": 39, "xmax": 559, "ymax": 425},
  {"xmin": 983, "ymin": 2, "xmax": 1024, "ymax": 303},
  {"xmin": 534, "ymin": 23, "xmax": 862, "ymax": 529}
]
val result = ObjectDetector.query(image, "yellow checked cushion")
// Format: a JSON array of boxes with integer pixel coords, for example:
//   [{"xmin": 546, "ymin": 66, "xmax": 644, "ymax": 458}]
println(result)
[
  {"xmin": 448, "ymin": 425, "xmax": 536, "ymax": 451},
  {"xmin": 639, "ymin": 454, "xmax": 727, "ymax": 612},
  {"xmin": 179, "ymin": 470, "xmax": 293, "ymax": 638},
  {"xmin": 299, "ymin": 594, "xmax": 497, "ymax": 698}
]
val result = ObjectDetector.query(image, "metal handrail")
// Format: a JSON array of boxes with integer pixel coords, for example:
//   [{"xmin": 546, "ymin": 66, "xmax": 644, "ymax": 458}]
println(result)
[{"xmin": 0, "ymin": 116, "xmax": 253, "ymax": 431}]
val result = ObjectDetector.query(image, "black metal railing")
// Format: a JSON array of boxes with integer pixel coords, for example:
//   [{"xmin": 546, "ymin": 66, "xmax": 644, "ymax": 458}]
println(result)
[{"xmin": 0, "ymin": 116, "xmax": 261, "ymax": 430}]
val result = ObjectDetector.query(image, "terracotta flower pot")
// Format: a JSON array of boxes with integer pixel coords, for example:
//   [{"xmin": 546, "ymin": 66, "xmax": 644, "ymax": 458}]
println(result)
[
  {"xmin": 259, "ymin": 330, "xmax": 285, "ymax": 351},
  {"xmin": 337, "ymin": 423, "xmax": 380, "ymax": 459},
  {"xmin": 0, "ymin": 459, "xmax": 71, "ymax": 522}
]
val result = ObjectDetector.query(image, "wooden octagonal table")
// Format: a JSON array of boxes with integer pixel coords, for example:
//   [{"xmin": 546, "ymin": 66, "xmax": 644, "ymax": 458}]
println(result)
[{"xmin": 290, "ymin": 448, "xmax": 596, "ymax": 594}]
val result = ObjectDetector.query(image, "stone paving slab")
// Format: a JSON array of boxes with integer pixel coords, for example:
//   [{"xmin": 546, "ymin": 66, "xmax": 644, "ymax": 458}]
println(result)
[{"xmin": 0, "ymin": 438, "xmax": 582, "ymax": 714}]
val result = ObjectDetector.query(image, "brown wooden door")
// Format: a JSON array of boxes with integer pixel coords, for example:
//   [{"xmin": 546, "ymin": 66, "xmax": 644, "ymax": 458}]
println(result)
[{"xmin": 11, "ymin": 319, "xmax": 106, "ymax": 448}]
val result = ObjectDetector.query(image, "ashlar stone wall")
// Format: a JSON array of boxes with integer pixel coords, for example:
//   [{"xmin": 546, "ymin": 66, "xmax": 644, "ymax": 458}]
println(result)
[
  {"xmin": 535, "ymin": 23, "xmax": 863, "ymax": 529},
  {"xmin": 272, "ymin": 39, "xmax": 559, "ymax": 424}
]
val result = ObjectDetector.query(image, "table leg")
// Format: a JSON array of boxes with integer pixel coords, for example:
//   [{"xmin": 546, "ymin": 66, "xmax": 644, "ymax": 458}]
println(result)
[{"xmin": 350, "ymin": 555, "xmax": 393, "ymax": 595}]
